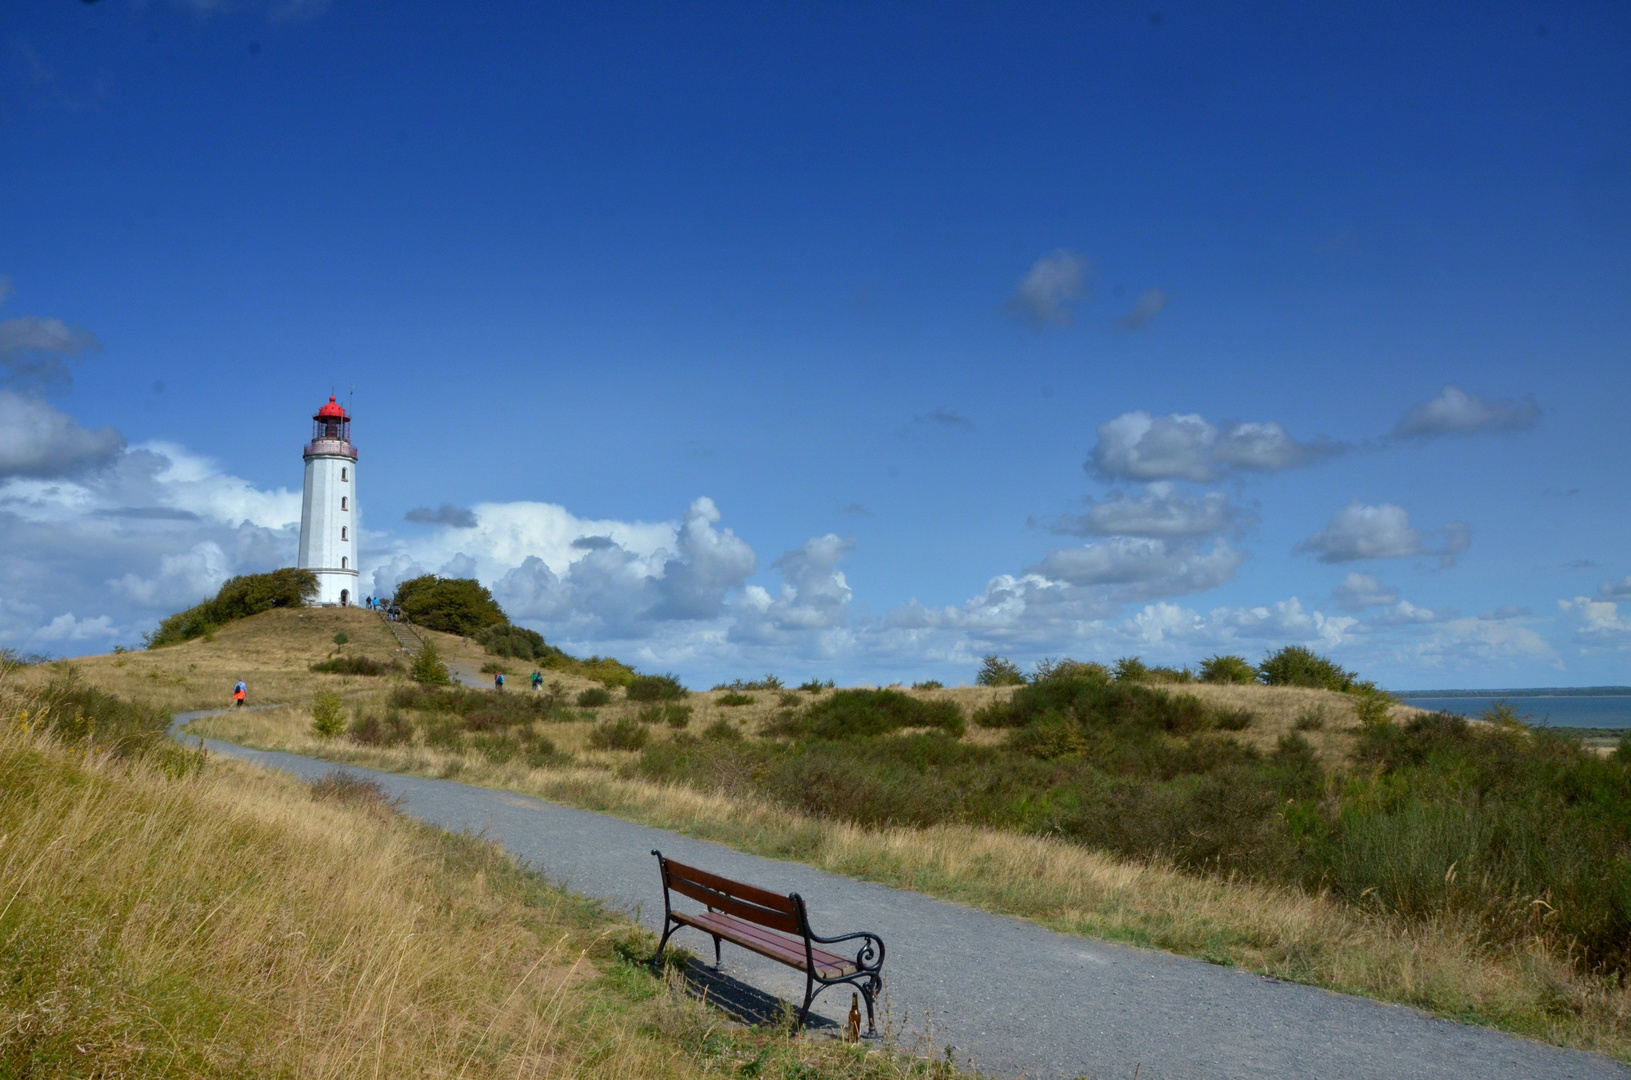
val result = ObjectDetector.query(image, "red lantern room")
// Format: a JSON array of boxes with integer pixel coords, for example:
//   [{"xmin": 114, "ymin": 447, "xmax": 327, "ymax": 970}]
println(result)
[{"xmin": 312, "ymin": 396, "xmax": 350, "ymax": 442}]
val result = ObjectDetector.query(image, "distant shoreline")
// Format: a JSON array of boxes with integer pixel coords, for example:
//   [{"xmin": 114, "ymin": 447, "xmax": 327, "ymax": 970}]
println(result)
[{"xmin": 1391, "ymin": 687, "xmax": 1631, "ymax": 698}]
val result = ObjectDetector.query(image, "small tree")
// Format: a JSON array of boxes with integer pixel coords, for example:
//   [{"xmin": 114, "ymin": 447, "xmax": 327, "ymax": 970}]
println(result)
[
  {"xmin": 1112, "ymin": 656, "xmax": 1150, "ymax": 682},
  {"xmin": 396, "ymin": 575, "xmax": 508, "ymax": 636},
  {"xmin": 310, "ymin": 690, "xmax": 346, "ymax": 738},
  {"xmin": 332, "ymin": 631, "xmax": 349, "ymax": 646},
  {"xmin": 1257, "ymin": 645, "xmax": 1357, "ymax": 691},
  {"xmin": 1199, "ymin": 654, "xmax": 1257, "ymax": 685},
  {"xmin": 975, "ymin": 654, "xmax": 1026, "ymax": 686},
  {"xmin": 410, "ymin": 641, "xmax": 452, "ymax": 686}
]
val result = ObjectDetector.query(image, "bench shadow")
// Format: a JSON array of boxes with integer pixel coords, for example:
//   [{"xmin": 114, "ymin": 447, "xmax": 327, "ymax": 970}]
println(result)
[{"xmin": 670, "ymin": 957, "xmax": 840, "ymax": 1032}]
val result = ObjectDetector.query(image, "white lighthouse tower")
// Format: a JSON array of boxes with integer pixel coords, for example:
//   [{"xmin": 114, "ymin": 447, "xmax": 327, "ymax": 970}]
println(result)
[{"xmin": 297, "ymin": 395, "xmax": 360, "ymax": 606}]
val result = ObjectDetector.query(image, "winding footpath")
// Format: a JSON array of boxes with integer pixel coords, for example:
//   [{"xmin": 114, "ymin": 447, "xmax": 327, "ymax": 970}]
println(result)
[{"xmin": 172, "ymin": 709, "xmax": 1628, "ymax": 1080}]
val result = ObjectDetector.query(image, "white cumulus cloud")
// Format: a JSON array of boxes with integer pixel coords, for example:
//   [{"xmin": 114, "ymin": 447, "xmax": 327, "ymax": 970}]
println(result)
[
  {"xmin": 1089, "ymin": 411, "xmax": 1339, "ymax": 483},
  {"xmin": 1395, "ymin": 385, "xmax": 1540, "ymax": 438},
  {"xmin": 1054, "ymin": 482, "xmax": 1246, "ymax": 539},
  {"xmin": 1006, "ymin": 250, "xmax": 1088, "ymax": 328},
  {"xmin": 1295, "ymin": 503, "xmax": 1470, "ymax": 566}
]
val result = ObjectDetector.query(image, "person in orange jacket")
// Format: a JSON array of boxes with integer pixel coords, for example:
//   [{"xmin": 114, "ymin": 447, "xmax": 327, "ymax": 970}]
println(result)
[{"xmin": 232, "ymin": 680, "xmax": 247, "ymax": 707}]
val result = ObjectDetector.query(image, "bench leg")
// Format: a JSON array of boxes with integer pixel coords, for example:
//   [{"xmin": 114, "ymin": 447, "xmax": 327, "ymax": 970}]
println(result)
[
  {"xmin": 796, "ymin": 972, "xmax": 816, "ymax": 1033},
  {"xmin": 651, "ymin": 920, "xmax": 677, "ymax": 972},
  {"xmin": 860, "ymin": 978, "xmax": 877, "ymax": 1036},
  {"xmin": 711, "ymin": 934, "xmax": 722, "ymax": 969}
]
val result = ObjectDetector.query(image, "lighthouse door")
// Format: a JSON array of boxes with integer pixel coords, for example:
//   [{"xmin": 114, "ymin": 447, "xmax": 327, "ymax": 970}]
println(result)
[{"xmin": 340, "ymin": 589, "xmax": 349, "ymax": 607}]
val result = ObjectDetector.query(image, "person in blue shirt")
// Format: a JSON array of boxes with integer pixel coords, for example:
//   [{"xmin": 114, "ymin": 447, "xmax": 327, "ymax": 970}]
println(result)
[{"xmin": 494, "ymin": 671, "xmax": 505, "ymax": 690}]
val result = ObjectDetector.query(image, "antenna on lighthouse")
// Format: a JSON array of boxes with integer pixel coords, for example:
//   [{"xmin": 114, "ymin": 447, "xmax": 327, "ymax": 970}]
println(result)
[{"xmin": 348, "ymin": 383, "xmax": 354, "ymax": 419}]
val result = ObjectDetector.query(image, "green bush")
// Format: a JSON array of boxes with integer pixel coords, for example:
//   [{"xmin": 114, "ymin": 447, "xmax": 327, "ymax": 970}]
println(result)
[
  {"xmin": 713, "ymin": 675, "xmax": 783, "ymax": 691},
  {"xmin": 911, "ymin": 680, "xmax": 944, "ymax": 690},
  {"xmin": 588, "ymin": 718, "xmax": 648, "ymax": 752},
  {"xmin": 1214, "ymin": 708, "xmax": 1254, "ymax": 731},
  {"xmin": 637, "ymin": 703, "xmax": 693, "ymax": 728},
  {"xmin": 347, "ymin": 709, "xmax": 414, "ymax": 747},
  {"xmin": 798, "ymin": 679, "xmax": 835, "ymax": 693},
  {"xmin": 146, "ymin": 568, "xmax": 319, "ymax": 647},
  {"xmin": 310, "ymin": 691, "xmax": 346, "ymax": 738},
  {"xmin": 717, "ymin": 692, "xmax": 755, "ymax": 707},
  {"xmin": 476, "ymin": 623, "xmax": 558, "ymax": 662},
  {"xmin": 310, "ymin": 656, "xmax": 401, "ymax": 676},
  {"xmin": 1112, "ymin": 656, "xmax": 1150, "ymax": 682},
  {"xmin": 409, "ymin": 642, "xmax": 452, "ymax": 686},
  {"xmin": 395, "ymin": 575, "xmax": 508, "ymax": 637},
  {"xmin": 332, "ymin": 631, "xmax": 349, "ymax": 645},
  {"xmin": 702, "ymin": 718, "xmax": 743, "ymax": 742},
  {"xmin": 576, "ymin": 687, "xmax": 611, "ymax": 708},
  {"xmin": 975, "ymin": 655, "xmax": 1026, "ymax": 686},
  {"xmin": 778, "ymin": 689, "xmax": 965, "ymax": 740},
  {"xmin": 1257, "ymin": 646, "xmax": 1357, "ymax": 691},
  {"xmin": 1199, "ymin": 654, "xmax": 1257, "ymax": 684},
  {"xmin": 625, "ymin": 673, "xmax": 688, "ymax": 701}
]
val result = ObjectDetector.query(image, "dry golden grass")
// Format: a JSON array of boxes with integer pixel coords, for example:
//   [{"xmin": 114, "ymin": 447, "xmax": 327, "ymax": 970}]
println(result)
[
  {"xmin": 0, "ymin": 687, "xmax": 957, "ymax": 1079},
  {"xmin": 1172, "ymin": 682, "xmax": 1430, "ymax": 764},
  {"xmin": 43, "ymin": 613, "xmax": 1631, "ymax": 1059},
  {"xmin": 191, "ymin": 701, "xmax": 1631, "ymax": 1060}
]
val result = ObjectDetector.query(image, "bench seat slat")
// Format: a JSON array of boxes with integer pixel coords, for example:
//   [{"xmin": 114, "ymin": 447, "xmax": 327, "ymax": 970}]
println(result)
[{"xmin": 673, "ymin": 910, "xmax": 859, "ymax": 978}]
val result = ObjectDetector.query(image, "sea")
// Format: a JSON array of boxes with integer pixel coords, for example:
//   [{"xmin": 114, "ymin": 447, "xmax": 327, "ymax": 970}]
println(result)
[{"xmin": 1391, "ymin": 689, "xmax": 1631, "ymax": 730}]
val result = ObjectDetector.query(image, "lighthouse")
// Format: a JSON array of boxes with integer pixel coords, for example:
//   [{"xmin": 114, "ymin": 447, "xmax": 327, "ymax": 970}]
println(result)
[{"xmin": 297, "ymin": 395, "xmax": 360, "ymax": 606}]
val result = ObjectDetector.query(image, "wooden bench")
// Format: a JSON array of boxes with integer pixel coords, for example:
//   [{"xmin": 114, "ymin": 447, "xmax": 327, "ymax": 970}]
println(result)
[{"xmin": 650, "ymin": 849, "xmax": 884, "ymax": 1033}]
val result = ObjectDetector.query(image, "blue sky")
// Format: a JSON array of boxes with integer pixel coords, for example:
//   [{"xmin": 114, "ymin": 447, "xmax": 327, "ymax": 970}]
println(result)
[{"xmin": 2, "ymin": 1, "xmax": 1628, "ymax": 688}]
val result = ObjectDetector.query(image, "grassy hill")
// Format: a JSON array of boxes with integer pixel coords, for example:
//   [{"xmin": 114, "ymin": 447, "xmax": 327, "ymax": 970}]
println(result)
[{"xmin": 20, "ymin": 614, "xmax": 1631, "ymax": 1061}]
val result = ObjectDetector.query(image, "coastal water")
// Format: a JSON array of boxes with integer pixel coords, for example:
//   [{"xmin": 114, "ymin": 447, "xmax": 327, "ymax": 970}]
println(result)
[{"xmin": 1394, "ymin": 694, "xmax": 1631, "ymax": 729}]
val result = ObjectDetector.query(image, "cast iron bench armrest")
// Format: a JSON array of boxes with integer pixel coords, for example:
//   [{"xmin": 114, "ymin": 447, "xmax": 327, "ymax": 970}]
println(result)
[
  {"xmin": 806, "ymin": 928, "xmax": 885, "ymax": 972},
  {"xmin": 649, "ymin": 849, "xmax": 883, "ymax": 1034}
]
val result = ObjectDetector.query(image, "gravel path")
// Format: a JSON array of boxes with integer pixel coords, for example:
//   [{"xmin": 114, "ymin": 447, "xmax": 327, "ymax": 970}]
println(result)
[{"xmin": 174, "ymin": 710, "xmax": 1629, "ymax": 1080}]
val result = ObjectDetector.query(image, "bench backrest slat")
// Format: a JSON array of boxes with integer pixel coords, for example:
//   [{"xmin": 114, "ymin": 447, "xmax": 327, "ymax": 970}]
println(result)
[{"xmin": 660, "ymin": 857, "xmax": 803, "ymax": 936}]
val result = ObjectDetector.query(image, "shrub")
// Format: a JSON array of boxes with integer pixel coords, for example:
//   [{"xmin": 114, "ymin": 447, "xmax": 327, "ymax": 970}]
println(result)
[
  {"xmin": 147, "ymin": 567, "xmax": 318, "ymax": 647},
  {"xmin": 1111, "ymin": 656, "xmax": 1150, "ymax": 682},
  {"xmin": 311, "ymin": 656, "xmax": 401, "ymax": 676},
  {"xmin": 625, "ymin": 673, "xmax": 688, "ymax": 701},
  {"xmin": 1257, "ymin": 646, "xmax": 1356, "ymax": 691},
  {"xmin": 1214, "ymin": 708, "xmax": 1254, "ymax": 731},
  {"xmin": 576, "ymin": 687, "xmax": 611, "ymax": 708},
  {"xmin": 717, "ymin": 692, "xmax": 755, "ymax": 707},
  {"xmin": 1293, "ymin": 709, "xmax": 1326, "ymax": 731},
  {"xmin": 309, "ymin": 770, "xmax": 400, "ymax": 814},
  {"xmin": 1351, "ymin": 685, "xmax": 1395, "ymax": 727},
  {"xmin": 783, "ymin": 689, "xmax": 964, "ymax": 740},
  {"xmin": 911, "ymin": 680, "xmax": 944, "ymax": 690},
  {"xmin": 975, "ymin": 655, "xmax": 1026, "ymax": 686},
  {"xmin": 310, "ymin": 691, "xmax": 346, "ymax": 738},
  {"xmin": 702, "ymin": 718, "xmax": 743, "ymax": 742},
  {"xmin": 1032, "ymin": 658, "xmax": 1111, "ymax": 684},
  {"xmin": 798, "ymin": 679, "xmax": 835, "ymax": 693},
  {"xmin": 332, "ymin": 631, "xmax": 349, "ymax": 645},
  {"xmin": 1199, "ymin": 654, "xmax": 1257, "ymax": 685},
  {"xmin": 395, "ymin": 575, "xmax": 508, "ymax": 637},
  {"xmin": 637, "ymin": 703, "xmax": 694, "ymax": 727},
  {"xmin": 476, "ymin": 622, "xmax": 557, "ymax": 661},
  {"xmin": 713, "ymin": 675, "xmax": 783, "ymax": 691},
  {"xmin": 588, "ymin": 718, "xmax": 648, "ymax": 752},
  {"xmin": 410, "ymin": 642, "xmax": 452, "ymax": 685},
  {"xmin": 348, "ymin": 709, "xmax": 414, "ymax": 747},
  {"xmin": 1145, "ymin": 665, "xmax": 1194, "ymax": 684},
  {"xmin": 479, "ymin": 660, "xmax": 507, "ymax": 675},
  {"xmin": 539, "ymin": 652, "xmax": 637, "ymax": 688}
]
